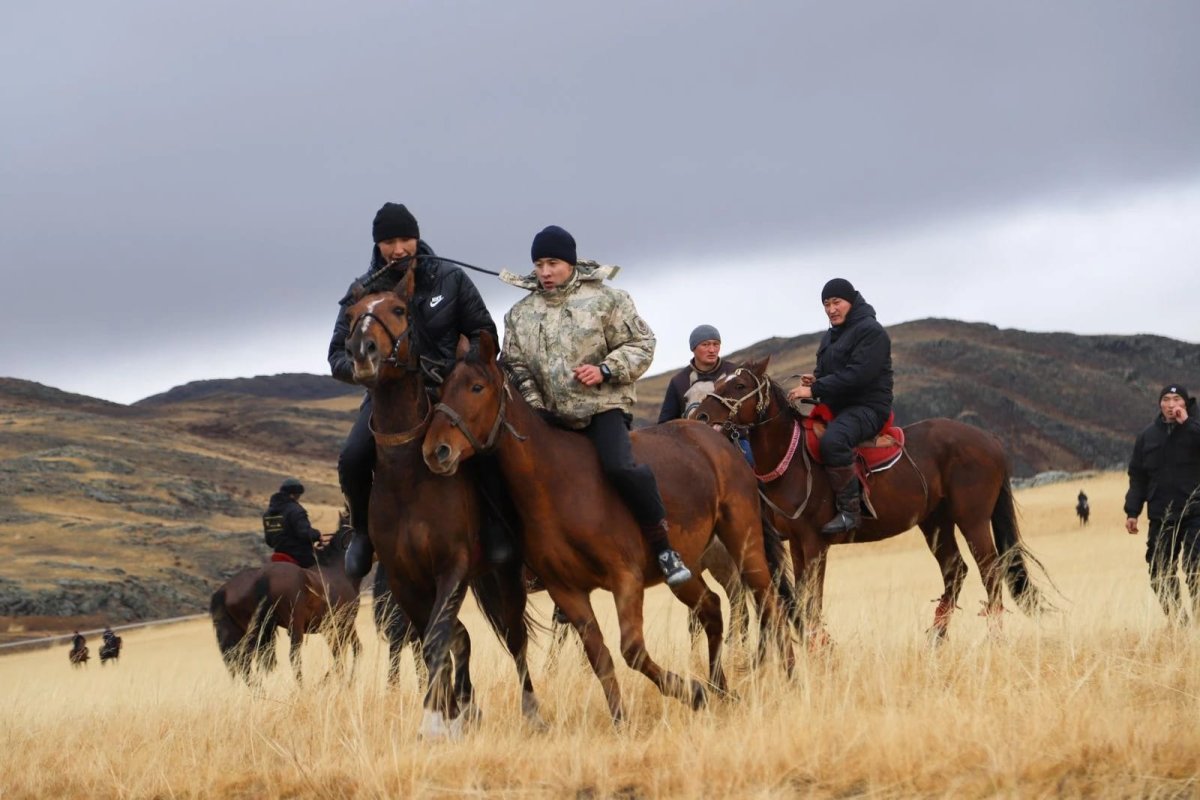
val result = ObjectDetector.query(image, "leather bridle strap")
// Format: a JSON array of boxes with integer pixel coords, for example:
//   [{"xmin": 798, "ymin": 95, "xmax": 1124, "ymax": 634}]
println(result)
[{"xmin": 433, "ymin": 384, "xmax": 526, "ymax": 454}]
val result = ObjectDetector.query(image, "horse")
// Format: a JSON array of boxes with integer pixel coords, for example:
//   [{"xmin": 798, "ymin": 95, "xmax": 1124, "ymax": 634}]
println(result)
[
  {"xmin": 341, "ymin": 280, "xmax": 544, "ymax": 739},
  {"xmin": 422, "ymin": 333, "xmax": 794, "ymax": 725},
  {"xmin": 99, "ymin": 630, "xmax": 122, "ymax": 665},
  {"xmin": 692, "ymin": 357, "xmax": 1051, "ymax": 644},
  {"xmin": 1076, "ymin": 491, "xmax": 1090, "ymax": 526},
  {"xmin": 68, "ymin": 637, "xmax": 89, "ymax": 668},
  {"xmin": 209, "ymin": 526, "xmax": 361, "ymax": 684}
]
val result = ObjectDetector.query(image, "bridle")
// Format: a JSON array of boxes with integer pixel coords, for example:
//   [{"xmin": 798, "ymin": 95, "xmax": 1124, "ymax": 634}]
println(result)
[
  {"xmin": 350, "ymin": 308, "xmax": 418, "ymax": 371},
  {"xmin": 703, "ymin": 367, "xmax": 774, "ymax": 430},
  {"xmin": 433, "ymin": 378, "xmax": 527, "ymax": 455}
]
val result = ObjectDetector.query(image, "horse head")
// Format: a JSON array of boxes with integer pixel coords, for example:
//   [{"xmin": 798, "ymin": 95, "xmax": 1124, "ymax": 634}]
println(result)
[
  {"xmin": 422, "ymin": 332, "xmax": 508, "ymax": 476},
  {"xmin": 316, "ymin": 522, "xmax": 354, "ymax": 568},
  {"xmin": 692, "ymin": 356, "xmax": 774, "ymax": 429},
  {"xmin": 341, "ymin": 268, "xmax": 418, "ymax": 386}
]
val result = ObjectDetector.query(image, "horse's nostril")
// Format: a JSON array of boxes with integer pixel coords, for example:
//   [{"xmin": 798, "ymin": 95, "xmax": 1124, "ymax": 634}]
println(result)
[{"xmin": 435, "ymin": 444, "xmax": 451, "ymax": 464}]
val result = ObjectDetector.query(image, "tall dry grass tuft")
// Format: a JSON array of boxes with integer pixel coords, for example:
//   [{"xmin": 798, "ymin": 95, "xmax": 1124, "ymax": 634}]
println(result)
[{"xmin": 2, "ymin": 473, "xmax": 1198, "ymax": 798}]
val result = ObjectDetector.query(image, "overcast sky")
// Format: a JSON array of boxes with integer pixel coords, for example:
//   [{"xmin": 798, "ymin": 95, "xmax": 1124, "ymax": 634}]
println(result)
[{"xmin": 2, "ymin": 1, "xmax": 1198, "ymax": 404}]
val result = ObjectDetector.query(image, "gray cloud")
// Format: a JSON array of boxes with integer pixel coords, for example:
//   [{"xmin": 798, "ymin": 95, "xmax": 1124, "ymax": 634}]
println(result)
[{"xmin": 2, "ymin": 1, "xmax": 1198, "ymax": 401}]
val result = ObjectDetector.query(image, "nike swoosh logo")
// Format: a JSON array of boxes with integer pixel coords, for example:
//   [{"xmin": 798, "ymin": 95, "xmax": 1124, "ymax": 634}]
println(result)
[{"xmin": 430, "ymin": 296, "xmax": 444, "ymax": 308}]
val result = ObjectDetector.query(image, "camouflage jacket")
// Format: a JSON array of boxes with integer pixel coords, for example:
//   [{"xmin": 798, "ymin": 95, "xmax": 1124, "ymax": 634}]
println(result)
[{"xmin": 500, "ymin": 260, "xmax": 656, "ymax": 429}]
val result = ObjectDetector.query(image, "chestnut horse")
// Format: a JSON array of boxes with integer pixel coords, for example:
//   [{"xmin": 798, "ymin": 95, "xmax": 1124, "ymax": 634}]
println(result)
[
  {"xmin": 209, "ymin": 526, "xmax": 361, "ymax": 684},
  {"xmin": 693, "ymin": 357, "xmax": 1050, "ymax": 643},
  {"xmin": 342, "ymin": 283, "xmax": 544, "ymax": 739},
  {"xmin": 422, "ymin": 334, "xmax": 794, "ymax": 725}
]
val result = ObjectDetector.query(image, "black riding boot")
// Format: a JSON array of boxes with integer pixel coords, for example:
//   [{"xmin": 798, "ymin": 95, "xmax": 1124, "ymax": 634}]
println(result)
[
  {"xmin": 821, "ymin": 465, "xmax": 862, "ymax": 536},
  {"xmin": 344, "ymin": 491, "xmax": 375, "ymax": 582}
]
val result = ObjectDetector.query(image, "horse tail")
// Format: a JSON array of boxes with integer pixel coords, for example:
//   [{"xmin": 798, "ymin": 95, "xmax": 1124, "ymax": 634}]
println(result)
[
  {"xmin": 469, "ymin": 565, "xmax": 545, "ymax": 650},
  {"xmin": 761, "ymin": 517, "xmax": 800, "ymax": 631},
  {"xmin": 246, "ymin": 574, "xmax": 278, "ymax": 672},
  {"xmin": 991, "ymin": 477, "xmax": 1052, "ymax": 615}
]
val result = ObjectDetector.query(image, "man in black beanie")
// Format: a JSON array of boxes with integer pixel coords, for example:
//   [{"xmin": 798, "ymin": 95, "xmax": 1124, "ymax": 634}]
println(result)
[
  {"xmin": 1125, "ymin": 383, "xmax": 1200, "ymax": 623},
  {"xmin": 787, "ymin": 278, "xmax": 894, "ymax": 537},
  {"xmin": 327, "ymin": 202, "xmax": 507, "ymax": 581}
]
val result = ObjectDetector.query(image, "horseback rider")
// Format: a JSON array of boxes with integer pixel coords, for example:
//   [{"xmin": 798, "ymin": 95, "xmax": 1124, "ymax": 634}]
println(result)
[
  {"xmin": 501, "ymin": 225, "xmax": 692, "ymax": 586},
  {"xmin": 657, "ymin": 325, "xmax": 739, "ymax": 423},
  {"xmin": 71, "ymin": 630, "xmax": 85, "ymax": 651},
  {"xmin": 263, "ymin": 478, "xmax": 330, "ymax": 569},
  {"xmin": 786, "ymin": 278, "xmax": 894, "ymax": 536},
  {"xmin": 328, "ymin": 202, "xmax": 512, "ymax": 581}
]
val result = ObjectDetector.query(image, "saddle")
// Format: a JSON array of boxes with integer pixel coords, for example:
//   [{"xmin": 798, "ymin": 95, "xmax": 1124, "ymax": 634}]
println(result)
[
  {"xmin": 803, "ymin": 404, "xmax": 905, "ymax": 473},
  {"xmin": 269, "ymin": 552, "xmax": 300, "ymax": 565}
]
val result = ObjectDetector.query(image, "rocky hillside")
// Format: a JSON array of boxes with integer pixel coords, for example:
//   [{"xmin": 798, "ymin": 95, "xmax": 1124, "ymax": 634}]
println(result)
[{"xmin": 2, "ymin": 320, "xmax": 1196, "ymax": 637}]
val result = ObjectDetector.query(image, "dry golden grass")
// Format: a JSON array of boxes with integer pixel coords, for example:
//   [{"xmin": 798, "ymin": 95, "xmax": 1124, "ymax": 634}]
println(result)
[{"xmin": 3, "ymin": 473, "xmax": 1199, "ymax": 799}]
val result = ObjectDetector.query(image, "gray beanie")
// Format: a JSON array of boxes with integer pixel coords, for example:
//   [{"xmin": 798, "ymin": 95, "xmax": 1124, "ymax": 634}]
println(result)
[{"xmin": 689, "ymin": 325, "xmax": 721, "ymax": 351}]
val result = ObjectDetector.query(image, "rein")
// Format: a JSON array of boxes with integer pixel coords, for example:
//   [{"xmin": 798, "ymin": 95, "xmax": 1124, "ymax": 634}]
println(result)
[
  {"xmin": 434, "ymin": 382, "xmax": 527, "ymax": 454},
  {"xmin": 370, "ymin": 401, "xmax": 433, "ymax": 447}
]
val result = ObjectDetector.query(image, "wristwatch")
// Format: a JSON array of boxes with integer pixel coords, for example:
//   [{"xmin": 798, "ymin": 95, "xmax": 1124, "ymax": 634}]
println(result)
[{"xmin": 598, "ymin": 364, "xmax": 613, "ymax": 382}]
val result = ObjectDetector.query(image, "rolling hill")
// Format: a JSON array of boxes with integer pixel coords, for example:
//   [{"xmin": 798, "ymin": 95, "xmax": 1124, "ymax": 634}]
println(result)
[{"xmin": 1, "ymin": 319, "xmax": 1196, "ymax": 638}]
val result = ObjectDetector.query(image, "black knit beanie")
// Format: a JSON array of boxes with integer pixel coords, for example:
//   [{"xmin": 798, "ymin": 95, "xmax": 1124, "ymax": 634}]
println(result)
[
  {"xmin": 530, "ymin": 225, "xmax": 577, "ymax": 264},
  {"xmin": 821, "ymin": 278, "xmax": 856, "ymax": 303},
  {"xmin": 280, "ymin": 477, "xmax": 305, "ymax": 495},
  {"xmin": 372, "ymin": 203, "xmax": 420, "ymax": 243},
  {"xmin": 1160, "ymin": 384, "xmax": 1191, "ymax": 403}
]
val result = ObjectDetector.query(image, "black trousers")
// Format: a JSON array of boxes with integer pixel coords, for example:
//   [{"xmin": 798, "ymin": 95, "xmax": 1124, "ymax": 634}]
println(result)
[
  {"xmin": 1146, "ymin": 517, "xmax": 1200, "ymax": 619},
  {"xmin": 338, "ymin": 396, "xmax": 375, "ymax": 529},
  {"xmin": 584, "ymin": 409, "xmax": 666, "ymax": 528},
  {"xmin": 819, "ymin": 405, "xmax": 885, "ymax": 467}
]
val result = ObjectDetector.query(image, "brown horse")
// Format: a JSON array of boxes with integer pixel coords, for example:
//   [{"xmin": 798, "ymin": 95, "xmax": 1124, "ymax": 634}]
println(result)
[
  {"xmin": 693, "ymin": 357, "xmax": 1050, "ymax": 643},
  {"xmin": 209, "ymin": 526, "xmax": 361, "ymax": 684},
  {"xmin": 68, "ymin": 638, "xmax": 89, "ymax": 668},
  {"xmin": 342, "ymin": 283, "xmax": 544, "ymax": 739},
  {"xmin": 422, "ymin": 333, "xmax": 794, "ymax": 725}
]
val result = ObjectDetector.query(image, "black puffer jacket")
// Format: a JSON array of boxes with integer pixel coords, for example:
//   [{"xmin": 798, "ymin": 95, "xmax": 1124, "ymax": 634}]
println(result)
[
  {"xmin": 264, "ymin": 492, "xmax": 322, "ymax": 568},
  {"xmin": 1124, "ymin": 397, "xmax": 1200, "ymax": 523},
  {"xmin": 327, "ymin": 240, "xmax": 497, "ymax": 384},
  {"xmin": 811, "ymin": 293, "xmax": 893, "ymax": 415}
]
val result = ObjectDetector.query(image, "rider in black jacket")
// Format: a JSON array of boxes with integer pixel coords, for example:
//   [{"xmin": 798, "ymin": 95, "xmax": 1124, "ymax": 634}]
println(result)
[
  {"xmin": 329, "ymin": 203, "xmax": 503, "ymax": 581},
  {"xmin": 1124, "ymin": 384, "xmax": 1200, "ymax": 622},
  {"xmin": 263, "ymin": 478, "xmax": 326, "ymax": 568},
  {"xmin": 788, "ymin": 278, "xmax": 894, "ymax": 536}
]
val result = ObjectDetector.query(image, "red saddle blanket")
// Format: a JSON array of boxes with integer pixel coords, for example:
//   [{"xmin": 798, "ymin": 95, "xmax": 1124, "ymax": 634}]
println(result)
[
  {"xmin": 269, "ymin": 552, "xmax": 299, "ymax": 565},
  {"xmin": 803, "ymin": 404, "xmax": 905, "ymax": 471}
]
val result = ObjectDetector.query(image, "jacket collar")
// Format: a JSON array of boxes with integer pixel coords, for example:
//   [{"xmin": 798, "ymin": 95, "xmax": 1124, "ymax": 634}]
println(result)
[{"xmin": 500, "ymin": 259, "xmax": 621, "ymax": 295}]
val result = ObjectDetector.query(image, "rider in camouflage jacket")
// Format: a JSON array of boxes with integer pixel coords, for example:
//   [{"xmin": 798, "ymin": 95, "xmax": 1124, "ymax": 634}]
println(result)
[
  {"xmin": 501, "ymin": 261, "xmax": 655, "ymax": 429},
  {"xmin": 499, "ymin": 225, "xmax": 692, "ymax": 587}
]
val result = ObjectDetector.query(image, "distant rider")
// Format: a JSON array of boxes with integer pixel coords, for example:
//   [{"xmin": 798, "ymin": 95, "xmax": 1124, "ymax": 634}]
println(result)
[
  {"xmin": 262, "ymin": 478, "xmax": 329, "ymax": 569},
  {"xmin": 787, "ymin": 278, "xmax": 894, "ymax": 536},
  {"xmin": 501, "ymin": 225, "xmax": 692, "ymax": 586}
]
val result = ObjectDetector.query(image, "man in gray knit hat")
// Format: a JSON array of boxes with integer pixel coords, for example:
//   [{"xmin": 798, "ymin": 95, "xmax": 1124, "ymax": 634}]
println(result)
[{"xmin": 657, "ymin": 324, "xmax": 739, "ymax": 423}]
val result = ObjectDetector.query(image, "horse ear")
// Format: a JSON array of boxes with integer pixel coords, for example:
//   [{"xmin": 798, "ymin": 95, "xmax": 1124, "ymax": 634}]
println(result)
[
  {"xmin": 394, "ymin": 266, "xmax": 416, "ymax": 300},
  {"xmin": 476, "ymin": 330, "xmax": 498, "ymax": 363},
  {"xmin": 746, "ymin": 355, "xmax": 770, "ymax": 374}
]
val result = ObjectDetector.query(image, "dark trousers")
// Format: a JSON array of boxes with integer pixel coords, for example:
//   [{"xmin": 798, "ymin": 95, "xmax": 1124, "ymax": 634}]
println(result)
[
  {"xmin": 1146, "ymin": 517, "xmax": 1200, "ymax": 620},
  {"xmin": 339, "ymin": 397, "xmax": 376, "ymax": 530},
  {"xmin": 584, "ymin": 409, "xmax": 666, "ymax": 528},
  {"xmin": 819, "ymin": 405, "xmax": 885, "ymax": 467}
]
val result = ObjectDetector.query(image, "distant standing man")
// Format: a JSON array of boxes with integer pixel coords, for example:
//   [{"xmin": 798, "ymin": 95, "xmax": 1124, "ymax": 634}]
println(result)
[
  {"xmin": 657, "ymin": 325, "xmax": 738, "ymax": 423},
  {"xmin": 1124, "ymin": 384, "xmax": 1200, "ymax": 622},
  {"xmin": 262, "ymin": 478, "xmax": 331, "ymax": 569}
]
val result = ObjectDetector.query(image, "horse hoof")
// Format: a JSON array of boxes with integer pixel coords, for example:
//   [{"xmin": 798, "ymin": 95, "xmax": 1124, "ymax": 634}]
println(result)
[
  {"xmin": 418, "ymin": 710, "xmax": 451, "ymax": 741},
  {"xmin": 689, "ymin": 681, "xmax": 708, "ymax": 710}
]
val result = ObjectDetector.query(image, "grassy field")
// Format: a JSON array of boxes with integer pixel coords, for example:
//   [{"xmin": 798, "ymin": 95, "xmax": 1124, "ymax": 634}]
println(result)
[{"xmin": 2, "ymin": 472, "xmax": 1198, "ymax": 799}]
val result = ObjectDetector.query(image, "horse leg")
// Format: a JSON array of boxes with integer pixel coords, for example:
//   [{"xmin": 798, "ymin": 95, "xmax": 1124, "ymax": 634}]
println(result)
[
  {"xmin": 669, "ymin": 573, "xmax": 728, "ymax": 697},
  {"xmin": 794, "ymin": 533, "xmax": 832, "ymax": 650},
  {"xmin": 613, "ymin": 575, "xmax": 708, "ymax": 710},
  {"xmin": 920, "ymin": 510, "xmax": 968, "ymax": 643},
  {"xmin": 418, "ymin": 569, "xmax": 470, "ymax": 741},
  {"xmin": 959, "ymin": 516, "xmax": 1005, "ymax": 630},
  {"xmin": 490, "ymin": 565, "xmax": 548, "ymax": 730},
  {"xmin": 695, "ymin": 541, "xmax": 749, "ymax": 646},
  {"xmin": 550, "ymin": 588, "xmax": 626, "ymax": 725},
  {"xmin": 289, "ymin": 623, "xmax": 304, "ymax": 685},
  {"xmin": 447, "ymin": 619, "xmax": 480, "ymax": 735}
]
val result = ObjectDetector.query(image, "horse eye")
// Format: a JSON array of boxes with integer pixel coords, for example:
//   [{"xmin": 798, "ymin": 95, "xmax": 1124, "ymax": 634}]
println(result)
[
  {"xmin": 392, "ymin": 307, "xmax": 405, "ymax": 316},
  {"xmin": 471, "ymin": 384, "xmax": 484, "ymax": 393}
]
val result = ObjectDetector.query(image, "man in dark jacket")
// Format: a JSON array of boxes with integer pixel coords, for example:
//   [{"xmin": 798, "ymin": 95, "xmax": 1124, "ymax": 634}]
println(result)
[
  {"xmin": 328, "ymin": 202, "xmax": 503, "ymax": 581},
  {"xmin": 263, "ymin": 478, "xmax": 328, "ymax": 569},
  {"xmin": 657, "ymin": 324, "xmax": 739, "ymax": 424},
  {"xmin": 1124, "ymin": 383, "xmax": 1200, "ymax": 622},
  {"xmin": 787, "ymin": 278, "xmax": 893, "ymax": 536}
]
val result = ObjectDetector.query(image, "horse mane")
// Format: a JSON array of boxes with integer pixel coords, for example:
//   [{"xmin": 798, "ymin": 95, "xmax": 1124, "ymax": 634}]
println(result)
[{"xmin": 765, "ymin": 375, "xmax": 807, "ymax": 422}]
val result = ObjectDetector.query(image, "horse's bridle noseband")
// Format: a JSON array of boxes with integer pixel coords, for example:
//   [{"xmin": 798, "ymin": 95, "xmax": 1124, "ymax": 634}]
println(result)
[{"xmin": 704, "ymin": 367, "xmax": 773, "ymax": 430}]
